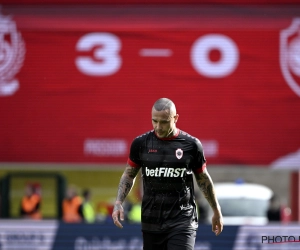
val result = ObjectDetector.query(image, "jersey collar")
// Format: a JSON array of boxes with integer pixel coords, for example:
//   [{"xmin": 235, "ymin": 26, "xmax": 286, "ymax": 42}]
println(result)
[{"xmin": 154, "ymin": 128, "xmax": 180, "ymax": 140}]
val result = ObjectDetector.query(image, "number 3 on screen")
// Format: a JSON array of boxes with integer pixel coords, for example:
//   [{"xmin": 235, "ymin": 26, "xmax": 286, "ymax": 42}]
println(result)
[{"xmin": 76, "ymin": 33, "xmax": 122, "ymax": 76}]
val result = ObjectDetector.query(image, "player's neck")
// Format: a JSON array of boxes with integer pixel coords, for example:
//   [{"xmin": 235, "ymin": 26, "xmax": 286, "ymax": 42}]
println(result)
[{"xmin": 167, "ymin": 127, "xmax": 178, "ymax": 138}]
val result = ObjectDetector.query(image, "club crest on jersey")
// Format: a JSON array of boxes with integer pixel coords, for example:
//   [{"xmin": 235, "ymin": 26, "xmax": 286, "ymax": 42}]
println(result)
[{"xmin": 175, "ymin": 148, "xmax": 183, "ymax": 159}]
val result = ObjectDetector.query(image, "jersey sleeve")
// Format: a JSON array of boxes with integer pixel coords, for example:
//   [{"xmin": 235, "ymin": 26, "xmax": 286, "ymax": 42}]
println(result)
[
  {"xmin": 192, "ymin": 138, "xmax": 207, "ymax": 174},
  {"xmin": 127, "ymin": 137, "xmax": 142, "ymax": 168}
]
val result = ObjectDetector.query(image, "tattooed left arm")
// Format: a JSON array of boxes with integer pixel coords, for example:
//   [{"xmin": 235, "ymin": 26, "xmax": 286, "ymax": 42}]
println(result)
[{"xmin": 194, "ymin": 168, "xmax": 223, "ymax": 235}]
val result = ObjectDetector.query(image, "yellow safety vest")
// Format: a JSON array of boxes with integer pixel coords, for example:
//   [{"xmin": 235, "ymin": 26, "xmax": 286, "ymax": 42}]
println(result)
[
  {"xmin": 128, "ymin": 204, "xmax": 141, "ymax": 223},
  {"xmin": 83, "ymin": 202, "xmax": 96, "ymax": 223}
]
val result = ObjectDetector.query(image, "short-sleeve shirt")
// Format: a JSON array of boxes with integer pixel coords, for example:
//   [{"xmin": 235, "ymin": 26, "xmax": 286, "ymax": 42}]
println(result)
[{"xmin": 127, "ymin": 129, "xmax": 206, "ymax": 233}]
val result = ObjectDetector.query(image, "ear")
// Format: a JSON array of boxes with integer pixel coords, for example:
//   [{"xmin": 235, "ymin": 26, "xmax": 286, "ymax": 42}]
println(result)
[{"xmin": 174, "ymin": 114, "xmax": 179, "ymax": 123}]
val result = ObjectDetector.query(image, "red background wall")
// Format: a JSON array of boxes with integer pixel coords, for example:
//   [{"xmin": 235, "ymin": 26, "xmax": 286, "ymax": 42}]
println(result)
[{"xmin": 0, "ymin": 5, "xmax": 300, "ymax": 166}]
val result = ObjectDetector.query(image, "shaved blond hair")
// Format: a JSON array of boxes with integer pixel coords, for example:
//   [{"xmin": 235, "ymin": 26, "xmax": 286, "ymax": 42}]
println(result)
[{"xmin": 153, "ymin": 98, "xmax": 176, "ymax": 115}]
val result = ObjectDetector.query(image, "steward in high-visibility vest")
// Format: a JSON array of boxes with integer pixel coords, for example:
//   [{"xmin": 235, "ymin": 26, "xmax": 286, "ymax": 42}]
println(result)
[
  {"xmin": 62, "ymin": 186, "xmax": 82, "ymax": 223},
  {"xmin": 20, "ymin": 184, "xmax": 42, "ymax": 220},
  {"xmin": 79, "ymin": 189, "xmax": 96, "ymax": 223},
  {"xmin": 127, "ymin": 203, "xmax": 142, "ymax": 223}
]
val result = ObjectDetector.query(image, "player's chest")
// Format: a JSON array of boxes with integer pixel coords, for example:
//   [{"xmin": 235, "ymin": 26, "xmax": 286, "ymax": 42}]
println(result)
[{"xmin": 139, "ymin": 139, "xmax": 193, "ymax": 166}]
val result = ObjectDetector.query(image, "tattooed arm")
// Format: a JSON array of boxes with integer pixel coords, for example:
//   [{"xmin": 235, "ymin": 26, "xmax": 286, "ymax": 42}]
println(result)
[
  {"xmin": 112, "ymin": 164, "xmax": 140, "ymax": 228},
  {"xmin": 194, "ymin": 168, "xmax": 223, "ymax": 235}
]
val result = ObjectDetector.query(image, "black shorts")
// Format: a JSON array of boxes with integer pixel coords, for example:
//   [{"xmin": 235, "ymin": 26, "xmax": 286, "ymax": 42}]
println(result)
[{"xmin": 143, "ymin": 229, "xmax": 196, "ymax": 250}]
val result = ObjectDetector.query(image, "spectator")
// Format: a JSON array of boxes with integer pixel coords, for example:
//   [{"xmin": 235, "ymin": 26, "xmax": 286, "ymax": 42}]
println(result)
[
  {"xmin": 62, "ymin": 185, "xmax": 82, "ymax": 223},
  {"xmin": 79, "ymin": 189, "xmax": 96, "ymax": 223},
  {"xmin": 267, "ymin": 194, "xmax": 281, "ymax": 222},
  {"xmin": 127, "ymin": 202, "xmax": 142, "ymax": 223},
  {"xmin": 20, "ymin": 183, "xmax": 42, "ymax": 220}
]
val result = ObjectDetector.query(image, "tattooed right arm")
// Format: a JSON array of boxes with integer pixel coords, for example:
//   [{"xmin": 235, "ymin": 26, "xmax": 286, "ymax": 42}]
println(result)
[
  {"xmin": 115, "ymin": 165, "xmax": 140, "ymax": 204},
  {"xmin": 112, "ymin": 164, "xmax": 140, "ymax": 228}
]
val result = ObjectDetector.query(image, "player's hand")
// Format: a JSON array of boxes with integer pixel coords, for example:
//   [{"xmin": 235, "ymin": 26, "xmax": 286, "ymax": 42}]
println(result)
[
  {"xmin": 112, "ymin": 202, "xmax": 124, "ymax": 229},
  {"xmin": 212, "ymin": 212, "xmax": 223, "ymax": 236}
]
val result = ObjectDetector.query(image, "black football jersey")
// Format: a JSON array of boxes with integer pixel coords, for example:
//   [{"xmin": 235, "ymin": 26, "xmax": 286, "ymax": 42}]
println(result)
[{"xmin": 127, "ymin": 129, "xmax": 207, "ymax": 232}]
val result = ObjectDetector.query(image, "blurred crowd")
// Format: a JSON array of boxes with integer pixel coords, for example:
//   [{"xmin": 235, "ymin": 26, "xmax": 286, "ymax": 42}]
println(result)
[
  {"xmin": 20, "ymin": 183, "xmax": 291, "ymax": 224},
  {"xmin": 19, "ymin": 183, "xmax": 142, "ymax": 224}
]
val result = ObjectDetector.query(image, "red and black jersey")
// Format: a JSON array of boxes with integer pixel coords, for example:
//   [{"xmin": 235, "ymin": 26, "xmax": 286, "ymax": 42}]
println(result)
[{"xmin": 127, "ymin": 129, "xmax": 206, "ymax": 233}]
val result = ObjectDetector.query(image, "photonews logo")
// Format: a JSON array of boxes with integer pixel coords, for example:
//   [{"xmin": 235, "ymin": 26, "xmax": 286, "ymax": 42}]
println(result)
[
  {"xmin": 234, "ymin": 226, "xmax": 300, "ymax": 250},
  {"xmin": 262, "ymin": 235, "xmax": 300, "ymax": 244},
  {"xmin": 0, "ymin": 10, "xmax": 25, "ymax": 97}
]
